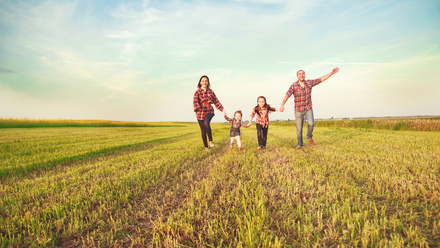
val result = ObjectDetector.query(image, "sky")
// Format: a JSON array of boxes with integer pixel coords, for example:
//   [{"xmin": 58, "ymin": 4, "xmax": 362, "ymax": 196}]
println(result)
[{"xmin": 1, "ymin": 0, "xmax": 439, "ymax": 122}]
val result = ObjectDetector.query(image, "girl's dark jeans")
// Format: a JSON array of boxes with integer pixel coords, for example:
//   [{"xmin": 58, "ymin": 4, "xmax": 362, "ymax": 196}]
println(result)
[{"xmin": 256, "ymin": 123, "xmax": 268, "ymax": 147}]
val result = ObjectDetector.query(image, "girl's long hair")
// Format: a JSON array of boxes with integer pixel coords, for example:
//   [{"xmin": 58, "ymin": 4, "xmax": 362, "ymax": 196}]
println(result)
[
  {"xmin": 197, "ymin": 75, "xmax": 211, "ymax": 89},
  {"xmin": 253, "ymin": 96, "xmax": 271, "ymax": 116}
]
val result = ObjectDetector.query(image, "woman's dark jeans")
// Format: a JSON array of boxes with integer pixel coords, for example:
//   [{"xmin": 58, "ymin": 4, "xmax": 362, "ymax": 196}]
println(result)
[{"xmin": 198, "ymin": 113, "xmax": 214, "ymax": 148}]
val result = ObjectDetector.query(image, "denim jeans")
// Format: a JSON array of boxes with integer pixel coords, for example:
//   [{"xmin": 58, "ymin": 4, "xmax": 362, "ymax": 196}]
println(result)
[
  {"xmin": 256, "ymin": 124, "xmax": 268, "ymax": 147},
  {"xmin": 197, "ymin": 113, "xmax": 214, "ymax": 148},
  {"xmin": 294, "ymin": 108, "xmax": 314, "ymax": 147}
]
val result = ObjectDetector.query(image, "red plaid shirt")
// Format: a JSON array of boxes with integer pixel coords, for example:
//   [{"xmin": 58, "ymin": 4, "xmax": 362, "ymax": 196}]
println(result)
[
  {"xmin": 250, "ymin": 106, "xmax": 276, "ymax": 128},
  {"xmin": 193, "ymin": 88, "xmax": 224, "ymax": 120},
  {"xmin": 286, "ymin": 78, "xmax": 322, "ymax": 112}
]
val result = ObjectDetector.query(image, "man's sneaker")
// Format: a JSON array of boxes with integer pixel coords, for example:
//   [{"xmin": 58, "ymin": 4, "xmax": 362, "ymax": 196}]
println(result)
[
  {"xmin": 308, "ymin": 139, "xmax": 315, "ymax": 146},
  {"xmin": 257, "ymin": 146, "xmax": 262, "ymax": 150},
  {"xmin": 204, "ymin": 147, "xmax": 209, "ymax": 151},
  {"xmin": 262, "ymin": 146, "xmax": 266, "ymax": 149},
  {"xmin": 209, "ymin": 141, "xmax": 215, "ymax": 147},
  {"xmin": 296, "ymin": 146, "xmax": 302, "ymax": 150}
]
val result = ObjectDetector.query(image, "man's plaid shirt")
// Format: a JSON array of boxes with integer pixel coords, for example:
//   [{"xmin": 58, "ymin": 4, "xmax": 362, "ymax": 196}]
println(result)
[
  {"xmin": 193, "ymin": 88, "xmax": 224, "ymax": 120},
  {"xmin": 286, "ymin": 78, "xmax": 322, "ymax": 112}
]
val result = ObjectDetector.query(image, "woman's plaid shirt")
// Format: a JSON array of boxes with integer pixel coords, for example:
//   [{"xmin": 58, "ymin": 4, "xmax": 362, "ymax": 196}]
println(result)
[
  {"xmin": 193, "ymin": 88, "xmax": 224, "ymax": 120},
  {"xmin": 286, "ymin": 78, "xmax": 322, "ymax": 112},
  {"xmin": 250, "ymin": 106, "xmax": 276, "ymax": 128}
]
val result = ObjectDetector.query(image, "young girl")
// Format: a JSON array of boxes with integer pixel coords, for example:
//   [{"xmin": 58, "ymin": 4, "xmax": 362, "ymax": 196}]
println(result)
[
  {"xmin": 224, "ymin": 110, "xmax": 251, "ymax": 151},
  {"xmin": 249, "ymin": 96, "xmax": 280, "ymax": 149},
  {"xmin": 193, "ymin": 75, "xmax": 226, "ymax": 151}
]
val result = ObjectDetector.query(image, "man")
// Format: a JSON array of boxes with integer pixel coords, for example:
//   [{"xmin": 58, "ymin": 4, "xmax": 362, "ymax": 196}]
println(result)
[{"xmin": 280, "ymin": 67, "xmax": 339, "ymax": 149}]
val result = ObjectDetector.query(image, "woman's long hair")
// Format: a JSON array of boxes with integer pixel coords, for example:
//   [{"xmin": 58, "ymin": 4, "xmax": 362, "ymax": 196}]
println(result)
[
  {"xmin": 197, "ymin": 75, "xmax": 211, "ymax": 89},
  {"xmin": 253, "ymin": 96, "xmax": 271, "ymax": 116}
]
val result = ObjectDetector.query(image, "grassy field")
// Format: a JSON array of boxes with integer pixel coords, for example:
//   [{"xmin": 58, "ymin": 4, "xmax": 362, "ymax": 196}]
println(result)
[{"xmin": 1, "ymin": 118, "xmax": 439, "ymax": 247}]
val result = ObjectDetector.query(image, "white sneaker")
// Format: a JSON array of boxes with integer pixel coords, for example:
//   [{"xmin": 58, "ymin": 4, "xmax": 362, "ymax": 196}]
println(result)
[{"xmin": 209, "ymin": 141, "xmax": 215, "ymax": 147}]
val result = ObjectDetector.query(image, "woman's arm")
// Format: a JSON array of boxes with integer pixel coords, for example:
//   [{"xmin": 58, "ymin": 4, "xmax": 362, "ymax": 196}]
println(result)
[
  {"xmin": 210, "ymin": 90, "xmax": 224, "ymax": 112},
  {"xmin": 193, "ymin": 90, "xmax": 200, "ymax": 112}
]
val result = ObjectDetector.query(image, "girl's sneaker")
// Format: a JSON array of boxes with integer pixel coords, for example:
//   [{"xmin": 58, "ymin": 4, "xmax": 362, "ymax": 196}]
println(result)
[
  {"xmin": 209, "ymin": 141, "xmax": 215, "ymax": 147},
  {"xmin": 238, "ymin": 147, "xmax": 243, "ymax": 151},
  {"xmin": 229, "ymin": 145, "xmax": 233, "ymax": 149}
]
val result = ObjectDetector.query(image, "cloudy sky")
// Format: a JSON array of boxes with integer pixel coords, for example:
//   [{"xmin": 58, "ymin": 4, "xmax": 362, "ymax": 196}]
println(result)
[{"xmin": 1, "ymin": 0, "xmax": 439, "ymax": 122}]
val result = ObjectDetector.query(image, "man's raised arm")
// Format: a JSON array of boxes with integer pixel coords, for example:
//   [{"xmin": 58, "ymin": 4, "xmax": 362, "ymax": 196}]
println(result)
[{"xmin": 320, "ymin": 67, "xmax": 339, "ymax": 82}]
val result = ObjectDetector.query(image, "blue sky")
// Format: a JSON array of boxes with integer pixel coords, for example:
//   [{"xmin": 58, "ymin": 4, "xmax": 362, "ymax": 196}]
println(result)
[{"xmin": 1, "ymin": 0, "xmax": 439, "ymax": 122}]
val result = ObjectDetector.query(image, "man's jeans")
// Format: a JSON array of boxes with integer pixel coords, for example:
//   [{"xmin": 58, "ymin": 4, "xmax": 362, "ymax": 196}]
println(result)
[{"xmin": 294, "ymin": 109, "xmax": 314, "ymax": 147}]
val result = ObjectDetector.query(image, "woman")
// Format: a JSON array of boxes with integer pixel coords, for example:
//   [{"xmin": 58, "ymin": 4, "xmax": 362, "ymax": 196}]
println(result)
[{"xmin": 193, "ymin": 75, "xmax": 226, "ymax": 151}]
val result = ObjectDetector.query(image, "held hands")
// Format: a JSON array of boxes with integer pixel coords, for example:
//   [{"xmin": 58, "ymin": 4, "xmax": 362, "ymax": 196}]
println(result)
[
  {"xmin": 331, "ymin": 67, "xmax": 339, "ymax": 75},
  {"xmin": 280, "ymin": 105, "xmax": 285, "ymax": 112}
]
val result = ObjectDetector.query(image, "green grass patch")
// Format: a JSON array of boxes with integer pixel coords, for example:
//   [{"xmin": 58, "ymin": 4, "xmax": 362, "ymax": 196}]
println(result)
[
  {"xmin": 0, "ymin": 118, "xmax": 188, "ymax": 128},
  {"xmin": 274, "ymin": 117, "xmax": 440, "ymax": 132},
  {"xmin": 1, "ymin": 122, "xmax": 439, "ymax": 247}
]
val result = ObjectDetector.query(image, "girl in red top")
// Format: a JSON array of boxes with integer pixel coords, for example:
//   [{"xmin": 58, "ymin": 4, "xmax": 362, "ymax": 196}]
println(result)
[
  {"xmin": 249, "ymin": 96, "xmax": 280, "ymax": 150},
  {"xmin": 193, "ymin": 75, "xmax": 226, "ymax": 151}
]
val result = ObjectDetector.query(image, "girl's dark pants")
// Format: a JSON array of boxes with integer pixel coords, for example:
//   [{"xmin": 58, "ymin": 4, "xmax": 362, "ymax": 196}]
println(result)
[
  {"xmin": 256, "ymin": 123, "xmax": 268, "ymax": 147},
  {"xmin": 197, "ymin": 113, "xmax": 214, "ymax": 148}
]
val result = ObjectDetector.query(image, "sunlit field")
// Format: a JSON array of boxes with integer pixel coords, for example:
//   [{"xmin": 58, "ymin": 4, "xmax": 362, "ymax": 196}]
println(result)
[{"xmin": 1, "ymin": 118, "xmax": 439, "ymax": 247}]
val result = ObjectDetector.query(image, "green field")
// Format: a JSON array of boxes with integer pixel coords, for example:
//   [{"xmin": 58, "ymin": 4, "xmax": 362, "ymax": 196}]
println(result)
[{"xmin": 1, "ymin": 119, "xmax": 439, "ymax": 247}]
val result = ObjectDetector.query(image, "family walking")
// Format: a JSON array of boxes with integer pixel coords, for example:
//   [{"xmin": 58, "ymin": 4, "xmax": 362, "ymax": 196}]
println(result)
[{"xmin": 193, "ymin": 68, "xmax": 339, "ymax": 150}]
